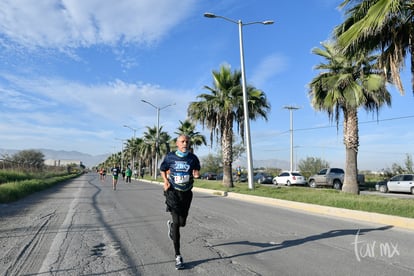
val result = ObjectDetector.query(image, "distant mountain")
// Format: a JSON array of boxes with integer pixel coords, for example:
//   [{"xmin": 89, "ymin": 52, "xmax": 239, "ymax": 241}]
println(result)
[
  {"xmin": 0, "ymin": 148, "xmax": 110, "ymax": 168},
  {"xmin": 0, "ymin": 148, "xmax": 289, "ymax": 170}
]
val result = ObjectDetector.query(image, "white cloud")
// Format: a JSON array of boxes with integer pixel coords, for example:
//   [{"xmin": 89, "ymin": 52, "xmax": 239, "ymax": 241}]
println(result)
[
  {"xmin": 0, "ymin": 73, "xmax": 196, "ymax": 154},
  {"xmin": 0, "ymin": 87, "xmax": 54, "ymax": 111},
  {"xmin": 0, "ymin": 73, "xmax": 191, "ymax": 123},
  {"xmin": 0, "ymin": 0, "xmax": 196, "ymax": 49}
]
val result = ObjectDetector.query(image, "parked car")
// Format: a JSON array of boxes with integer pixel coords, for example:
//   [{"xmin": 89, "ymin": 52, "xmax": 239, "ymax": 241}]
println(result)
[
  {"xmin": 308, "ymin": 168, "xmax": 365, "ymax": 190},
  {"xmin": 216, "ymin": 172, "xmax": 223, "ymax": 180},
  {"xmin": 380, "ymin": 174, "xmax": 414, "ymax": 194},
  {"xmin": 254, "ymin": 172, "xmax": 274, "ymax": 184},
  {"xmin": 273, "ymin": 171, "xmax": 307, "ymax": 186},
  {"xmin": 375, "ymin": 179, "xmax": 388, "ymax": 192},
  {"xmin": 201, "ymin": 172, "xmax": 217, "ymax": 180}
]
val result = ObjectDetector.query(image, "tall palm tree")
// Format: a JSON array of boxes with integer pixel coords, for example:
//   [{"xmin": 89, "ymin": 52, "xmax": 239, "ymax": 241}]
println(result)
[
  {"xmin": 158, "ymin": 131, "xmax": 172, "ymax": 156},
  {"xmin": 106, "ymin": 152, "xmax": 121, "ymax": 168},
  {"xmin": 188, "ymin": 65, "xmax": 270, "ymax": 188},
  {"xmin": 124, "ymin": 137, "xmax": 144, "ymax": 172},
  {"xmin": 309, "ymin": 42, "xmax": 391, "ymax": 194},
  {"xmin": 174, "ymin": 119, "xmax": 207, "ymax": 153},
  {"xmin": 142, "ymin": 126, "xmax": 158, "ymax": 177},
  {"xmin": 123, "ymin": 141, "xmax": 132, "ymax": 167},
  {"xmin": 335, "ymin": 0, "xmax": 414, "ymax": 94},
  {"xmin": 142, "ymin": 125, "xmax": 171, "ymax": 177}
]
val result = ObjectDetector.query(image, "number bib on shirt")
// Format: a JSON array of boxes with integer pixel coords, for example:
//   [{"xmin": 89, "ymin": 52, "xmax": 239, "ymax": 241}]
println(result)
[{"xmin": 174, "ymin": 174, "xmax": 190, "ymax": 184}]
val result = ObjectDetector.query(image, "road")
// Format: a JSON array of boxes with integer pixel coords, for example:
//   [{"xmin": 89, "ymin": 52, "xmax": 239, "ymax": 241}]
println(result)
[
  {"xmin": 361, "ymin": 190, "xmax": 414, "ymax": 199},
  {"xmin": 0, "ymin": 173, "xmax": 413, "ymax": 276}
]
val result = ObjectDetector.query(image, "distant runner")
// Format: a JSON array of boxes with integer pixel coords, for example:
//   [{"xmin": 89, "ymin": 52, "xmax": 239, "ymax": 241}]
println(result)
[
  {"xmin": 125, "ymin": 165, "xmax": 132, "ymax": 183},
  {"xmin": 111, "ymin": 164, "xmax": 120, "ymax": 190},
  {"xmin": 99, "ymin": 168, "xmax": 104, "ymax": 181}
]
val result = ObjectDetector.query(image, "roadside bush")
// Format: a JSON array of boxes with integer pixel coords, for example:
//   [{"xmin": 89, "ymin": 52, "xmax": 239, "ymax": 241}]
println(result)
[
  {"xmin": 0, "ymin": 173, "xmax": 80, "ymax": 203},
  {"xmin": 0, "ymin": 170, "xmax": 32, "ymax": 184}
]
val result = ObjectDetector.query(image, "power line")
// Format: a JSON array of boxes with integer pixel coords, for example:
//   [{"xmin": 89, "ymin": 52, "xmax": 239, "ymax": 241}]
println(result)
[{"xmin": 293, "ymin": 115, "xmax": 414, "ymax": 133}]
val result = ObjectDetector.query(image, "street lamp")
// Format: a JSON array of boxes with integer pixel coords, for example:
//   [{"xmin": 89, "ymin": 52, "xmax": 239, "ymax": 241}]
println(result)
[
  {"xmin": 204, "ymin": 12, "xmax": 274, "ymax": 190},
  {"xmin": 141, "ymin": 99, "xmax": 176, "ymax": 180},
  {"xmin": 283, "ymin": 106, "xmax": 300, "ymax": 172},
  {"xmin": 123, "ymin": 125, "xmax": 137, "ymax": 139}
]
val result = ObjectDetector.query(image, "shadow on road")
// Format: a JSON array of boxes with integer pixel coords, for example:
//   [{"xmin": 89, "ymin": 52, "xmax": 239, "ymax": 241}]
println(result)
[{"xmin": 186, "ymin": 225, "xmax": 393, "ymax": 268}]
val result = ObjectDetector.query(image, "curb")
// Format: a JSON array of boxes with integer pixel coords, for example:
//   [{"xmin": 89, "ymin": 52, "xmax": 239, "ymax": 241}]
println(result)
[{"xmin": 192, "ymin": 187, "xmax": 414, "ymax": 231}]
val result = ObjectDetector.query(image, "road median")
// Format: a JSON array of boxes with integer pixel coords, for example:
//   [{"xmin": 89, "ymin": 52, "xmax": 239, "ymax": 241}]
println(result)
[
  {"xmin": 192, "ymin": 187, "xmax": 414, "ymax": 231},
  {"xmin": 140, "ymin": 179, "xmax": 414, "ymax": 231}
]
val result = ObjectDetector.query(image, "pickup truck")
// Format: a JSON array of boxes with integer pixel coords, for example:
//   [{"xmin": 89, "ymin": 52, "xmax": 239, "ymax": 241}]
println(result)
[{"xmin": 308, "ymin": 168, "xmax": 365, "ymax": 190}]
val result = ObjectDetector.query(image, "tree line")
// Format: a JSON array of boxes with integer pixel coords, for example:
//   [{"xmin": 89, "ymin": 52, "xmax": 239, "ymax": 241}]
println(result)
[
  {"xmin": 0, "ymin": 149, "xmax": 84, "ymax": 174},
  {"xmin": 1, "ymin": 150, "xmax": 45, "ymax": 171}
]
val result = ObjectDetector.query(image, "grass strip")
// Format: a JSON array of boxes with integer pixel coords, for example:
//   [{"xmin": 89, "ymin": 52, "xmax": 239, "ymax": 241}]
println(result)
[
  {"xmin": 194, "ymin": 180, "xmax": 414, "ymax": 219},
  {"xmin": 0, "ymin": 173, "xmax": 79, "ymax": 203}
]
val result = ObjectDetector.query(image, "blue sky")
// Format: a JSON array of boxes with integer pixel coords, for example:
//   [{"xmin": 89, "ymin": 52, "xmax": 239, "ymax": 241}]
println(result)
[{"xmin": 0, "ymin": 0, "xmax": 413, "ymax": 171}]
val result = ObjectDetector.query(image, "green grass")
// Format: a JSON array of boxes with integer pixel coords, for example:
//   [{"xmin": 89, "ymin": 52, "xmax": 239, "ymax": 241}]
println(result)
[
  {"xmin": 0, "ymin": 173, "xmax": 80, "ymax": 203},
  {"xmin": 0, "ymin": 170, "xmax": 33, "ymax": 184},
  {"xmin": 193, "ymin": 179, "xmax": 414, "ymax": 219}
]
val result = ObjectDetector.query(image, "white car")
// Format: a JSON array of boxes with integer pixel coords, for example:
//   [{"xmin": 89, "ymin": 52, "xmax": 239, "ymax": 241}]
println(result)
[
  {"xmin": 273, "ymin": 171, "xmax": 307, "ymax": 186},
  {"xmin": 382, "ymin": 174, "xmax": 414, "ymax": 194}
]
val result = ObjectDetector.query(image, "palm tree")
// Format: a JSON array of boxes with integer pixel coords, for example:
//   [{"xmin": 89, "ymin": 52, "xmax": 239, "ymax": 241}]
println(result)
[
  {"xmin": 309, "ymin": 42, "xmax": 391, "ymax": 194},
  {"xmin": 142, "ymin": 126, "xmax": 158, "ymax": 177},
  {"xmin": 106, "ymin": 152, "xmax": 121, "ymax": 168},
  {"xmin": 142, "ymin": 125, "xmax": 171, "ymax": 177},
  {"xmin": 174, "ymin": 119, "xmax": 207, "ymax": 153},
  {"xmin": 124, "ymin": 137, "xmax": 145, "ymax": 174},
  {"xmin": 335, "ymin": 0, "xmax": 414, "ymax": 94},
  {"xmin": 123, "ymin": 140, "xmax": 132, "ymax": 167},
  {"xmin": 158, "ymin": 131, "xmax": 172, "ymax": 156},
  {"xmin": 188, "ymin": 65, "xmax": 270, "ymax": 188}
]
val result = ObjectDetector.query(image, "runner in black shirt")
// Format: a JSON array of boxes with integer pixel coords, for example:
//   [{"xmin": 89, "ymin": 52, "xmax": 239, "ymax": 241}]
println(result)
[{"xmin": 160, "ymin": 135, "xmax": 200, "ymax": 269}]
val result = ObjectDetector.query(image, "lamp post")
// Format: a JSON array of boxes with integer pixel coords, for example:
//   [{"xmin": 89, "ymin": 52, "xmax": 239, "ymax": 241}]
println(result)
[
  {"xmin": 141, "ymin": 99, "xmax": 176, "ymax": 180},
  {"xmin": 123, "ymin": 125, "xmax": 137, "ymax": 139},
  {"xmin": 283, "ymin": 106, "xmax": 300, "ymax": 172},
  {"xmin": 204, "ymin": 12, "xmax": 274, "ymax": 190}
]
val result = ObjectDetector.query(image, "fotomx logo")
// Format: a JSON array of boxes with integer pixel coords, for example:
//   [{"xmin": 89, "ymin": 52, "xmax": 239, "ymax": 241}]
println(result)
[
  {"xmin": 352, "ymin": 229, "xmax": 400, "ymax": 262},
  {"xmin": 174, "ymin": 161, "xmax": 190, "ymax": 172}
]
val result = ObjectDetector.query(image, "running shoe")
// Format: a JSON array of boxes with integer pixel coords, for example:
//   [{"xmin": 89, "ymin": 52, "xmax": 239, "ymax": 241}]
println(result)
[
  {"xmin": 167, "ymin": 220, "xmax": 173, "ymax": 240},
  {"xmin": 175, "ymin": 255, "xmax": 184, "ymax": 270}
]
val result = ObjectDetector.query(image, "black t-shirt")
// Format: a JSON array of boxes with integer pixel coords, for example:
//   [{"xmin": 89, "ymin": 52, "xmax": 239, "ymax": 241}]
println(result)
[
  {"xmin": 112, "ymin": 167, "xmax": 119, "ymax": 176},
  {"xmin": 160, "ymin": 151, "xmax": 200, "ymax": 191}
]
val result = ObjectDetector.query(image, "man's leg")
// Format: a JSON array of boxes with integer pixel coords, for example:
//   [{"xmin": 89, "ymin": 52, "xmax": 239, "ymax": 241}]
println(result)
[
  {"xmin": 168, "ymin": 190, "xmax": 193, "ymax": 267},
  {"xmin": 113, "ymin": 177, "xmax": 117, "ymax": 190},
  {"xmin": 170, "ymin": 212, "xmax": 182, "ymax": 256}
]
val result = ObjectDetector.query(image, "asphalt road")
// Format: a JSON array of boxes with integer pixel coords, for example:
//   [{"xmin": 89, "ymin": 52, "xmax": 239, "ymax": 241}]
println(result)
[
  {"xmin": 361, "ymin": 190, "xmax": 414, "ymax": 199},
  {"xmin": 1, "ymin": 173, "xmax": 413, "ymax": 276}
]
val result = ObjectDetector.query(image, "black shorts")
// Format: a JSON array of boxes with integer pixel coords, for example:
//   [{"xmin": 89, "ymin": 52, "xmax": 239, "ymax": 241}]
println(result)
[{"xmin": 165, "ymin": 189, "xmax": 193, "ymax": 216}]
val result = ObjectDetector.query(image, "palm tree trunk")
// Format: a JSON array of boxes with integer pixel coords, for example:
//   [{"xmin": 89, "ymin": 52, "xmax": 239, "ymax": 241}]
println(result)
[
  {"xmin": 222, "ymin": 118, "xmax": 234, "ymax": 188},
  {"xmin": 342, "ymin": 108, "xmax": 360, "ymax": 194}
]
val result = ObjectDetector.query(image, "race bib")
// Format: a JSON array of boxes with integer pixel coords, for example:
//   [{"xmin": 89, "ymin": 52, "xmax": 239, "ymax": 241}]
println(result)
[{"xmin": 174, "ymin": 174, "xmax": 190, "ymax": 184}]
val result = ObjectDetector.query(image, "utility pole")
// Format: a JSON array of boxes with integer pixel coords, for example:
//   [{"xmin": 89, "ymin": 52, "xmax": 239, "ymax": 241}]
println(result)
[{"xmin": 284, "ymin": 106, "xmax": 300, "ymax": 171}]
